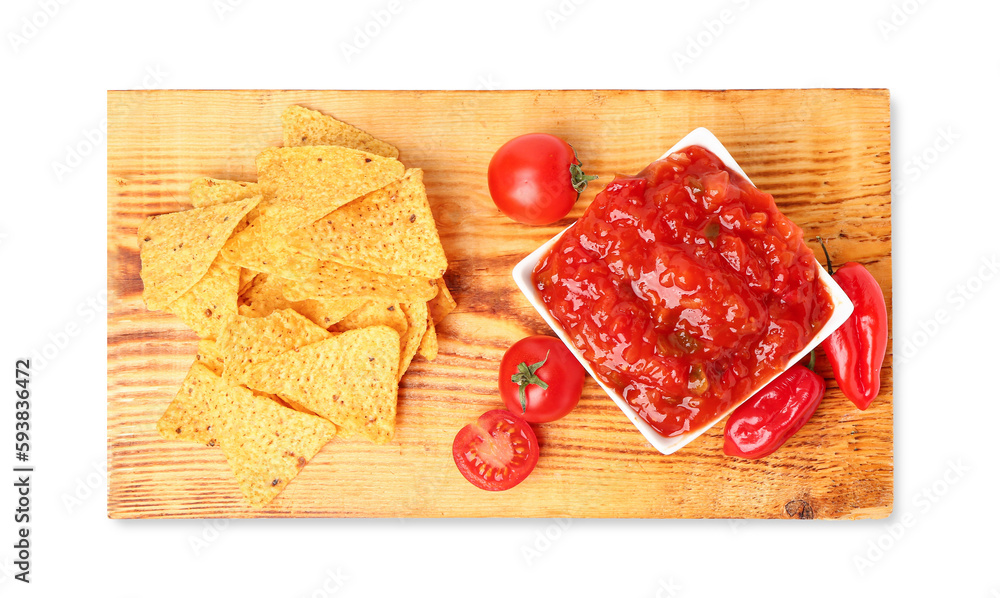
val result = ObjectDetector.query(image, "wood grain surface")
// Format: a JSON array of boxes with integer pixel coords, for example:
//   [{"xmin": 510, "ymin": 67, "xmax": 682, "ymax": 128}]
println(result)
[{"xmin": 107, "ymin": 89, "xmax": 892, "ymax": 519}]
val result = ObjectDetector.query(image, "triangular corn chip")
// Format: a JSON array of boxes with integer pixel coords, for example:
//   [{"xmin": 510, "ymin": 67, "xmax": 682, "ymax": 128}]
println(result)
[
  {"xmin": 238, "ymin": 269, "xmax": 258, "ymax": 294},
  {"xmin": 166, "ymin": 257, "xmax": 240, "ymax": 340},
  {"xmin": 270, "ymin": 253, "xmax": 438, "ymax": 303},
  {"xmin": 217, "ymin": 309, "xmax": 330, "ymax": 387},
  {"xmin": 217, "ymin": 381, "xmax": 337, "ymax": 508},
  {"xmin": 156, "ymin": 362, "xmax": 221, "ymax": 446},
  {"xmin": 190, "ymin": 178, "xmax": 260, "ymax": 208},
  {"xmin": 138, "ymin": 195, "xmax": 261, "ymax": 310},
  {"xmin": 398, "ymin": 302, "xmax": 428, "ymax": 380},
  {"xmin": 417, "ymin": 318, "xmax": 438, "ymax": 361},
  {"xmin": 242, "ymin": 326, "xmax": 401, "ymax": 443},
  {"xmin": 282, "ymin": 105, "xmax": 399, "ymax": 158},
  {"xmin": 284, "ymin": 169, "xmax": 447, "ymax": 279},
  {"xmin": 195, "ymin": 340, "xmax": 226, "ymax": 376},
  {"xmin": 332, "ymin": 300, "xmax": 407, "ymax": 337},
  {"xmin": 255, "ymin": 146, "xmax": 404, "ymax": 236},
  {"xmin": 220, "ymin": 217, "xmax": 290, "ymax": 272},
  {"xmin": 428, "ymin": 278, "xmax": 456, "ymax": 324},
  {"xmin": 238, "ymin": 274, "xmax": 364, "ymax": 329},
  {"xmin": 157, "ymin": 362, "xmax": 336, "ymax": 507}
]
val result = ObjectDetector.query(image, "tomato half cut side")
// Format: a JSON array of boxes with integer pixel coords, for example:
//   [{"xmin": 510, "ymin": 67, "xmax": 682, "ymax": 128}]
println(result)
[{"xmin": 452, "ymin": 409, "xmax": 539, "ymax": 491}]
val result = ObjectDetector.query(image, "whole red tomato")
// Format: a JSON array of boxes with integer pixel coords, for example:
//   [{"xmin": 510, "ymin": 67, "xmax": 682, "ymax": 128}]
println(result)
[
  {"xmin": 499, "ymin": 336, "xmax": 585, "ymax": 423},
  {"xmin": 487, "ymin": 133, "xmax": 597, "ymax": 225},
  {"xmin": 452, "ymin": 409, "xmax": 539, "ymax": 491}
]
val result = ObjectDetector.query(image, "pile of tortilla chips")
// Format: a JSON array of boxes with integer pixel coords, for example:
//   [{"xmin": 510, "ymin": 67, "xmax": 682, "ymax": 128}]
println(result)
[{"xmin": 139, "ymin": 106, "xmax": 457, "ymax": 507}]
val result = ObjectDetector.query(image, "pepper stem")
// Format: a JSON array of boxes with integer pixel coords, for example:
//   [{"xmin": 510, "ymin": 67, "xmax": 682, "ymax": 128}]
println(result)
[
  {"xmin": 806, "ymin": 350, "xmax": 817, "ymax": 372},
  {"xmin": 815, "ymin": 236, "xmax": 834, "ymax": 275}
]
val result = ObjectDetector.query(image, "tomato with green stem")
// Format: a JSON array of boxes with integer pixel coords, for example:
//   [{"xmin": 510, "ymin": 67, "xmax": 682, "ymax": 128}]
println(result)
[
  {"xmin": 488, "ymin": 133, "xmax": 597, "ymax": 225},
  {"xmin": 499, "ymin": 336, "xmax": 585, "ymax": 423}
]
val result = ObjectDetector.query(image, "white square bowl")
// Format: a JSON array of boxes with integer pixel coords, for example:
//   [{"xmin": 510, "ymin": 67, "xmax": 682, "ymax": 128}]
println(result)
[{"xmin": 512, "ymin": 127, "xmax": 854, "ymax": 455}]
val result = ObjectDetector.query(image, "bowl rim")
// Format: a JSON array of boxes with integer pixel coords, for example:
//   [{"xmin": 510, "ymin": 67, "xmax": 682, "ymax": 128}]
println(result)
[{"xmin": 511, "ymin": 127, "xmax": 855, "ymax": 455}]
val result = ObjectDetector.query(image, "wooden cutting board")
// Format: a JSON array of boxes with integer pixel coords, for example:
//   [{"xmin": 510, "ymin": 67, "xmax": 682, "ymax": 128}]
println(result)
[{"xmin": 107, "ymin": 89, "xmax": 892, "ymax": 519}]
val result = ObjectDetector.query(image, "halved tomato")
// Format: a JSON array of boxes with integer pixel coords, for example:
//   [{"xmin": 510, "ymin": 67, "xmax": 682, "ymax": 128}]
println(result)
[{"xmin": 452, "ymin": 409, "xmax": 539, "ymax": 491}]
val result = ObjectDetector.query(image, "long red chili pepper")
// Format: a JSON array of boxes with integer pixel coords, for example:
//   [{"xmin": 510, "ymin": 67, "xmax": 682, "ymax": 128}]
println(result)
[
  {"xmin": 724, "ymin": 352, "xmax": 826, "ymax": 459},
  {"xmin": 817, "ymin": 239, "xmax": 888, "ymax": 410}
]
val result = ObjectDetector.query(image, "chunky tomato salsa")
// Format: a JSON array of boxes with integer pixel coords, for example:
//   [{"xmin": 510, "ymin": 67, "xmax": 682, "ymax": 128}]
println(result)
[{"xmin": 532, "ymin": 146, "xmax": 834, "ymax": 438}]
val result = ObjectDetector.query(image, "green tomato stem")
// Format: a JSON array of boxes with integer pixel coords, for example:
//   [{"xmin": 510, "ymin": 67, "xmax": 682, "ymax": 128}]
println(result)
[{"xmin": 510, "ymin": 351, "xmax": 550, "ymax": 413}]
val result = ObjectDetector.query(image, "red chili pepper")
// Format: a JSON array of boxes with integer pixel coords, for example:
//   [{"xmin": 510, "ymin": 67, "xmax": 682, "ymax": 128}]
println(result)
[
  {"xmin": 817, "ymin": 240, "xmax": 888, "ymax": 410},
  {"xmin": 724, "ymin": 354, "xmax": 826, "ymax": 459}
]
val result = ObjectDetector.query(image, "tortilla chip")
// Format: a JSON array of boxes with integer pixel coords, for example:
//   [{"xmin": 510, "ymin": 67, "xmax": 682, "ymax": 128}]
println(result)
[
  {"xmin": 238, "ymin": 274, "xmax": 364, "ymax": 328},
  {"xmin": 157, "ymin": 359, "xmax": 277, "ymax": 445},
  {"xmin": 195, "ymin": 340, "xmax": 226, "ymax": 376},
  {"xmin": 238, "ymin": 269, "xmax": 258, "ymax": 294},
  {"xmin": 292, "ymin": 298, "xmax": 365, "ymax": 330},
  {"xmin": 217, "ymin": 309, "xmax": 331, "ymax": 387},
  {"xmin": 428, "ymin": 278, "xmax": 456, "ymax": 324},
  {"xmin": 398, "ymin": 302, "xmax": 428, "ymax": 380},
  {"xmin": 138, "ymin": 195, "xmax": 261, "ymax": 310},
  {"xmin": 190, "ymin": 178, "xmax": 260, "ymax": 208},
  {"xmin": 271, "ymin": 254, "xmax": 438, "ymax": 303},
  {"xmin": 242, "ymin": 326, "xmax": 401, "ymax": 443},
  {"xmin": 218, "ymin": 383, "xmax": 337, "ymax": 508},
  {"xmin": 255, "ymin": 146, "xmax": 404, "ymax": 237},
  {"xmin": 220, "ymin": 217, "xmax": 293, "ymax": 273},
  {"xmin": 417, "ymin": 319, "xmax": 438, "ymax": 361},
  {"xmin": 282, "ymin": 105, "xmax": 399, "ymax": 159},
  {"xmin": 279, "ymin": 397, "xmax": 318, "ymax": 417},
  {"xmin": 157, "ymin": 362, "xmax": 336, "ymax": 506},
  {"xmin": 156, "ymin": 362, "xmax": 220, "ymax": 446},
  {"xmin": 166, "ymin": 257, "xmax": 240, "ymax": 340},
  {"xmin": 284, "ymin": 169, "xmax": 447, "ymax": 279},
  {"xmin": 333, "ymin": 300, "xmax": 407, "ymax": 337},
  {"xmin": 237, "ymin": 274, "xmax": 299, "ymax": 317}
]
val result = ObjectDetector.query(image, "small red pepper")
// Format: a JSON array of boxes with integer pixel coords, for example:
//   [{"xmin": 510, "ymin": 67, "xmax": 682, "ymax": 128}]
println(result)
[
  {"xmin": 724, "ymin": 353, "xmax": 826, "ymax": 459},
  {"xmin": 818, "ymin": 240, "xmax": 888, "ymax": 410}
]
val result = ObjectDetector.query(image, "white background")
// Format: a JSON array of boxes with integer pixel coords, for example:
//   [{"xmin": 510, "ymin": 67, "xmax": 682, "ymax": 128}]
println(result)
[{"xmin": 1, "ymin": 0, "xmax": 998, "ymax": 596}]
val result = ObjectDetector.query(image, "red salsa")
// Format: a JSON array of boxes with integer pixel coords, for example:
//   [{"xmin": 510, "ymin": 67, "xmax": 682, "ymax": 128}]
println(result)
[{"xmin": 532, "ymin": 146, "xmax": 834, "ymax": 438}]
